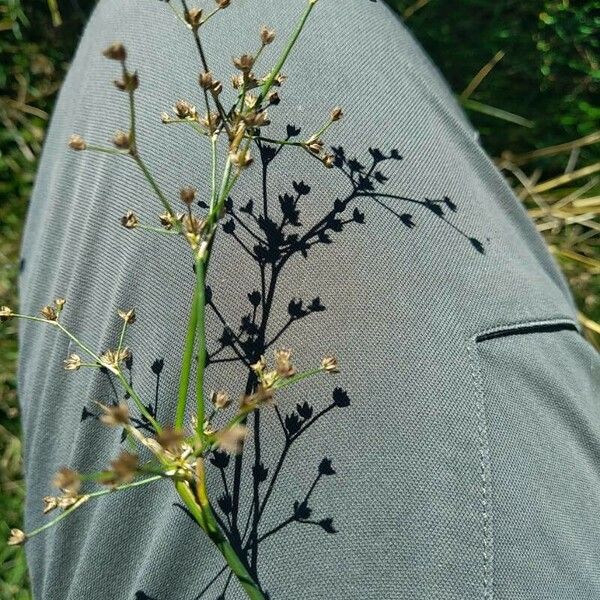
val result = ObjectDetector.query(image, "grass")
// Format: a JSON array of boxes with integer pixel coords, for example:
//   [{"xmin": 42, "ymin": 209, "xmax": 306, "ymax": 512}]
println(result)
[{"xmin": 0, "ymin": 0, "xmax": 598, "ymax": 596}]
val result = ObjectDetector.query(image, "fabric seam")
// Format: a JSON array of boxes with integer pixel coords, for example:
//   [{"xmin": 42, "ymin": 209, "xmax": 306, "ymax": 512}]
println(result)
[
  {"xmin": 466, "ymin": 338, "xmax": 494, "ymax": 599},
  {"xmin": 465, "ymin": 316, "xmax": 580, "ymax": 599}
]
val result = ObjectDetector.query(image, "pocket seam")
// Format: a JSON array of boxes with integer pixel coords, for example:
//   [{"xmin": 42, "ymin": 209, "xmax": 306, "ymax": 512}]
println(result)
[
  {"xmin": 471, "ymin": 316, "xmax": 580, "ymax": 344},
  {"xmin": 465, "ymin": 315, "xmax": 580, "ymax": 599},
  {"xmin": 466, "ymin": 338, "xmax": 495, "ymax": 599}
]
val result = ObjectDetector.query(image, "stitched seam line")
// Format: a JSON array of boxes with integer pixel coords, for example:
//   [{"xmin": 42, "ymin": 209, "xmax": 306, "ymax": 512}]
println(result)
[{"xmin": 467, "ymin": 339, "xmax": 494, "ymax": 599}]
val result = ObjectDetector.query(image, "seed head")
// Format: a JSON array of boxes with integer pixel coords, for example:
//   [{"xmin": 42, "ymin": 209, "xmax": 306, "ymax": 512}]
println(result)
[
  {"xmin": 159, "ymin": 212, "xmax": 178, "ymax": 230},
  {"xmin": 200, "ymin": 111, "xmax": 221, "ymax": 131},
  {"xmin": 55, "ymin": 298, "xmax": 66, "ymax": 311},
  {"xmin": 102, "ymin": 42, "xmax": 127, "ymax": 61},
  {"xmin": 275, "ymin": 348, "xmax": 295, "ymax": 378},
  {"xmin": 216, "ymin": 0, "xmax": 231, "ymax": 8},
  {"xmin": 230, "ymin": 148, "xmax": 253, "ymax": 169},
  {"xmin": 321, "ymin": 355, "xmax": 339, "ymax": 373},
  {"xmin": 243, "ymin": 111, "xmax": 270, "ymax": 128},
  {"xmin": 112, "ymin": 130, "xmax": 130, "ymax": 149},
  {"xmin": 57, "ymin": 495, "xmax": 80, "ymax": 509},
  {"xmin": 180, "ymin": 187, "xmax": 197, "ymax": 205},
  {"xmin": 107, "ymin": 451, "xmax": 139, "ymax": 486},
  {"xmin": 267, "ymin": 91, "xmax": 281, "ymax": 105},
  {"xmin": 305, "ymin": 137, "xmax": 324, "ymax": 154},
  {"xmin": 118, "ymin": 308, "xmax": 136, "ymax": 324},
  {"xmin": 174, "ymin": 100, "xmax": 196, "ymax": 119},
  {"xmin": 250, "ymin": 355, "xmax": 267, "ymax": 376},
  {"xmin": 8, "ymin": 529, "xmax": 26, "ymax": 546},
  {"xmin": 199, "ymin": 71, "xmax": 215, "ymax": 89},
  {"xmin": 233, "ymin": 54, "xmax": 254, "ymax": 73},
  {"xmin": 157, "ymin": 427, "xmax": 185, "ymax": 454},
  {"xmin": 322, "ymin": 154, "xmax": 335, "ymax": 168},
  {"xmin": 215, "ymin": 424, "xmax": 247, "ymax": 454},
  {"xmin": 121, "ymin": 210, "xmax": 139, "ymax": 229},
  {"xmin": 63, "ymin": 354, "xmax": 82, "ymax": 371},
  {"xmin": 100, "ymin": 348, "xmax": 131, "ymax": 369},
  {"xmin": 260, "ymin": 26, "xmax": 276, "ymax": 45},
  {"xmin": 99, "ymin": 402, "xmax": 130, "ymax": 427},
  {"xmin": 68, "ymin": 134, "xmax": 87, "ymax": 151},
  {"xmin": 160, "ymin": 112, "xmax": 172, "ymax": 124},
  {"xmin": 41, "ymin": 305, "xmax": 57, "ymax": 321},
  {"xmin": 43, "ymin": 496, "xmax": 59, "ymax": 514},
  {"xmin": 0, "ymin": 306, "xmax": 14, "ymax": 322},
  {"xmin": 212, "ymin": 389, "xmax": 231, "ymax": 410},
  {"xmin": 53, "ymin": 467, "xmax": 81, "ymax": 495},
  {"xmin": 114, "ymin": 71, "xmax": 139, "ymax": 92},
  {"xmin": 331, "ymin": 106, "xmax": 343, "ymax": 121},
  {"xmin": 185, "ymin": 8, "xmax": 203, "ymax": 28}
]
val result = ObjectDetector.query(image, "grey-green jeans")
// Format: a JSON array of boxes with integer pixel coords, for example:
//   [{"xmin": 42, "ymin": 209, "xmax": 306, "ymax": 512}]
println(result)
[{"xmin": 18, "ymin": 0, "xmax": 600, "ymax": 598}]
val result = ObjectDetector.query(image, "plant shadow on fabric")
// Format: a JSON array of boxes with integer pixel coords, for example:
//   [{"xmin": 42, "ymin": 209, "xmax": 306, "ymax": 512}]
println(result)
[{"xmin": 124, "ymin": 129, "xmax": 484, "ymax": 599}]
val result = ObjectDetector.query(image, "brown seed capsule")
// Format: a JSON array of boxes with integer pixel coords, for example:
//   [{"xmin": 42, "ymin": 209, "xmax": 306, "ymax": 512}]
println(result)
[
  {"xmin": 200, "ymin": 111, "xmax": 221, "ymax": 131},
  {"xmin": 180, "ymin": 187, "xmax": 197, "ymax": 205},
  {"xmin": 260, "ymin": 26, "xmax": 276, "ymax": 45},
  {"xmin": 199, "ymin": 71, "xmax": 215, "ymax": 89},
  {"xmin": 233, "ymin": 54, "xmax": 254, "ymax": 73},
  {"xmin": 215, "ymin": 425, "xmax": 247, "ymax": 455},
  {"xmin": 8, "ymin": 529, "xmax": 26, "ymax": 546},
  {"xmin": 230, "ymin": 148, "xmax": 253, "ymax": 169},
  {"xmin": 267, "ymin": 91, "xmax": 281, "ymax": 105},
  {"xmin": 305, "ymin": 137, "xmax": 324, "ymax": 154},
  {"xmin": 41, "ymin": 305, "xmax": 57, "ymax": 321},
  {"xmin": 53, "ymin": 467, "xmax": 81, "ymax": 495},
  {"xmin": 100, "ymin": 402, "xmax": 130, "ymax": 427},
  {"xmin": 275, "ymin": 348, "xmax": 295, "ymax": 378},
  {"xmin": 322, "ymin": 154, "xmax": 335, "ymax": 168},
  {"xmin": 43, "ymin": 496, "xmax": 59, "ymax": 515},
  {"xmin": 63, "ymin": 354, "xmax": 82, "ymax": 371},
  {"xmin": 243, "ymin": 111, "xmax": 270, "ymax": 128},
  {"xmin": 157, "ymin": 427, "xmax": 185, "ymax": 454},
  {"xmin": 250, "ymin": 355, "xmax": 267, "ymax": 376},
  {"xmin": 321, "ymin": 355, "xmax": 339, "ymax": 373},
  {"xmin": 68, "ymin": 134, "xmax": 87, "ymax": 151},
  {"xmin": 117, "ymin": 309, "xmax": 135, "ymax": 325},
  {"xmin": 331, "ymin": 106, "xmax": 343, "ymax": 121},
  {"xmin": 102, "ymin": 42, "xmax": 127, "ymax": 61},
  {"xmin": 174, "ymin": 100, "xmax": 196, "ymax": 119},
  {"xmin": 106, "ymin": 451, "xmax": 139, "ymax": 486},
  {"xmin": 273, "ymin": 73, "xmax": 287, "ymax": 86},
  {"xmin": 0, "ymin": 306, "xmax": 14, "ymax": 322},
  {"xmin": 159, "ymin": 212, "xmax": 176, "ymax": 230},
  {"xmin": 231, "ymin": 74, "xmax": 244, "ymax": 90},
  {"xmin": 185, "ymin": 8, "xmax": 203, "ymax": 28},
  {"xmin": 113, "ymin": 71, "xmax": 139, "ymax": 92},
  {"xmin": 212, "ymin": 389, "xmax": 231, "ymax": 410},
  {"xmin": 121, "ymin": 210, "xmax": 139, "ymax": 229},
  {"xmin": 216, "ymin": 0, "xmax": 231, "ymax": 7},
  {"xmin": 112, "ymin": 130, "xmax": 130, "ymax": 149}
]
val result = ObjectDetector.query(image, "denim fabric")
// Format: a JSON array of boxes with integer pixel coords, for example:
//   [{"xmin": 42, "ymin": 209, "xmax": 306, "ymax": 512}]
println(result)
[{"xmin": 18, "ymin": 0, "xmax": 600, "ymax": 598}]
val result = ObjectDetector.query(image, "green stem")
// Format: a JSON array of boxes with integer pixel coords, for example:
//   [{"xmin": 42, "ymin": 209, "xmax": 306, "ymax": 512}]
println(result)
[
  {"xmin": 115, "ymin": 370, "xmax": 162, "ymax": 433},
  {"xmin": 175, "ymin": 481, "xmax": 265, "ymax": 600},
  {"xmin": 25, "ymin": 475, "xmax": 163, "ymax": 541},
  {"xmin": 257, "ymin": 0, "xmax": 318, "ymax": 105},
  {"xmin": 175, "ymin": 287, "xmax": 199, "ymax": 428},
  {"xmin": 194, "ymin": 257, "xmax": 207, "ymax": 435},
  {"xmin": 133, "ymin": 154, "xmax": 178, "ymax": 219}
]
